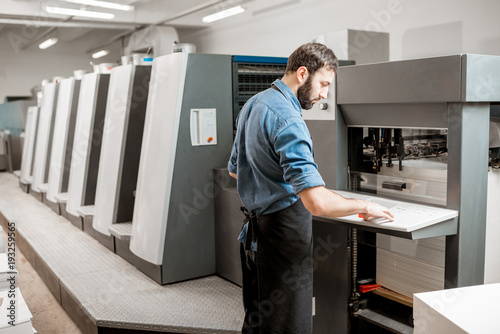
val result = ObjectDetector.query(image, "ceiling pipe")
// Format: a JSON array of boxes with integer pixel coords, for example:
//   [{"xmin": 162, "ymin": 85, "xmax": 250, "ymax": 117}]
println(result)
[{"xmin": 0, "ymin": 17, "xmax": 139, "ymax": 30}]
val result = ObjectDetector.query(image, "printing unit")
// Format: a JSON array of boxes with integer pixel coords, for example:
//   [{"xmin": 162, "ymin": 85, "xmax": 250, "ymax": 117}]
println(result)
[
  {"xmin": 45, "ymin": 76, "xmax": 82, "ymax": 214},
  {"xmin": 63, "ymin": 69, "xmax": 111, "ymax": 229},
  {"xmin": 83, "ymin": 63, "xmax": 152, "ymax": 251}
]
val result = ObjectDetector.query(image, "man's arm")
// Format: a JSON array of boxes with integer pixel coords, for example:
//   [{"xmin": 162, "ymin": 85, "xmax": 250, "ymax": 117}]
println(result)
[{"xmin": 299, "ymin": 186, "xmax": 394, "ymax": 221}]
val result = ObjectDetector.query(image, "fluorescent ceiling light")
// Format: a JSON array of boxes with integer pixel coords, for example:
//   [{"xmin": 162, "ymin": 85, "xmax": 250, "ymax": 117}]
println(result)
[
  {"xmin": 62, "ymin": 0, "xmax": 134, "ymax": 11},
  {"xmin": 92, "ymin": 49, "xmax": 109, "ymax": 59},
  {"xmin": 45, "ymin": 6, "xmax": 115, "ymax": 20},
  {"xmin": 202, "ymin": 5, "xmax": 245, "ymax": 23},
  {"xmin": 39, "ymin": 38, "xmax": 58, "ymax": 49}
]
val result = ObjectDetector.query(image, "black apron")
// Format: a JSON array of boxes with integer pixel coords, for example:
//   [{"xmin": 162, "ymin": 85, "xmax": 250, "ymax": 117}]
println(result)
[{"xmin": 240, "ymin": 199, "xmax": 313, "ymax": 334}]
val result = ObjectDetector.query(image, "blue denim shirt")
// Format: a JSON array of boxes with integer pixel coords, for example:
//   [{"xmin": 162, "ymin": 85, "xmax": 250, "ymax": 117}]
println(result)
[{"xmin": 228, "ymin": 79, "xmax": 325, "ymax": 248}]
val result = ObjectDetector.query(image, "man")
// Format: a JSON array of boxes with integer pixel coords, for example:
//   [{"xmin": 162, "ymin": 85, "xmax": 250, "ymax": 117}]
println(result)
[{"xmin": 228, "ymin": 43, "xmax": 394, "ymax": 333}]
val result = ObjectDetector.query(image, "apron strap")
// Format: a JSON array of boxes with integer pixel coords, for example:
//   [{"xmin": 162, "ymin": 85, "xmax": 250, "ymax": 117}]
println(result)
[{"xmin": 240, "ymin": 207, "xmax": 258, "ymax": 251}]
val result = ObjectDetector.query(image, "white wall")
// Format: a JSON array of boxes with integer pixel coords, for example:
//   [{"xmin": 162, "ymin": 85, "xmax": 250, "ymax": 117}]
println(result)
[
  {"xmin": 178, "ymin": 0, "xmax": 500, "ymax": 60},
  {"xmin": 0, "ymin": 27, "xmax": 122, "ymax": 102}
]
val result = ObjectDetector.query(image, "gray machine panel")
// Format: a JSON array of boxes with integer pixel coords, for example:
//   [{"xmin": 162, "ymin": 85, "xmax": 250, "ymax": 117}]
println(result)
[
  {"xmin": 338, "ymin": 54, "xmax": 500, "ymax": 105},
  {"xmin": 213, "ymin": 168, "xmax": 243, "ymax": 286},
  {"xmin": 305, "ymin": 120, "xmax": 337, "ymax": 188},
  {"xmin": 312, "ymin": 220, "xmax": 349, "ymax": 334},
  {"xmin": 116, "ymin": 66, "xmax": 151, "ymax": 222},
  {"xmin": 62, "ymin": 80, "xmax": 81, "ymax": 192},
  {"xmin": 445, "ymin": 102, "xmax": 489, "ymax": 287},
  {"xmin": 83, "ymin": 74, "xmax": 110, "ymax": 206},
  {"xmin": 340, "ymin": 103, "xmax": 449, "ymax": 129},
  {"xmin": 337, "ymin": 55, "xmax": 462, "ymax": 104},
  {"xmin": 162, "ymin": 54, "xmax": 233, "ymax": 283}
]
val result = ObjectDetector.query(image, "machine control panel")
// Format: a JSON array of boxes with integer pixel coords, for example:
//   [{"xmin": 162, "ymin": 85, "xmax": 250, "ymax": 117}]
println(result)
[
  {"xmin": 329, "ymin": 190, "xmax": 458, "ymax": 232},
  {"xmin": 190, "ymin": 108, "xmax": 217, "ymax": 146}
]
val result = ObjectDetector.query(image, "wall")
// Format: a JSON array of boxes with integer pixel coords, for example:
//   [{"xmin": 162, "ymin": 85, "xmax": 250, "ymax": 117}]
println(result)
[
  {"xmin": 0, "ymin": 27, "xmax": 122, "ymax": 102},
  {"xmin": 178, "ymin": 0, "xmax": 500, "ymax": 60},
  {"xmin": 3, "ymin": 0, "xmax": 500, "ymax": 101}
]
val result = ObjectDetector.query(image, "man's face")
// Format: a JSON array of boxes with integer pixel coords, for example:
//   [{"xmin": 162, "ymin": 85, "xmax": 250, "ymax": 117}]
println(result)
[{"xmin": 297, "ymin": 67, "xmax": 335, "ymax": 110}]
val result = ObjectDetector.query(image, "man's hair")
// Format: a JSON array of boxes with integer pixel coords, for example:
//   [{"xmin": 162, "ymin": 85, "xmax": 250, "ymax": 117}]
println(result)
[{"xmin": 285, "ymin": 43, "xmax": 339, "ymax": 76}]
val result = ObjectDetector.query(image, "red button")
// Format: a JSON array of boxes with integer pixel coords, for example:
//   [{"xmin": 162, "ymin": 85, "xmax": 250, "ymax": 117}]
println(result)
[{"xmin": 207, "ymin": 137, "xmax": 213, "ymax": 142}]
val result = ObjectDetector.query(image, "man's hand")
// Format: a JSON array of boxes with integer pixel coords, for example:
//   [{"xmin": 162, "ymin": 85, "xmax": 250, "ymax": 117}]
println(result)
[{"xmin": 361, "ymin": 202, "xmax": 395, "ymax": 221}]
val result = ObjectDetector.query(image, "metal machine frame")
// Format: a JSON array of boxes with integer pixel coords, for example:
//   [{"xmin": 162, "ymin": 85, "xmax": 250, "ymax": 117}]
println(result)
[{"xmin": 312, "ymin": 54, "xmax": 499, "ymax": 333}]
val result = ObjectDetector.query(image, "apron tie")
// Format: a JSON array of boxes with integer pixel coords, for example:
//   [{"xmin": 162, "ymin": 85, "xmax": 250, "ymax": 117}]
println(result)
[{"xmin": 240, "ymin": 207, "xmax": 258, "ymax": 251}]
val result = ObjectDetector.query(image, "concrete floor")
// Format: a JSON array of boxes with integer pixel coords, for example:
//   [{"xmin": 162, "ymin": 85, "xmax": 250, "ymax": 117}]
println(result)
[{"xmin": 1, "ymin": 229, "xmax": 82, "ymax": 334}]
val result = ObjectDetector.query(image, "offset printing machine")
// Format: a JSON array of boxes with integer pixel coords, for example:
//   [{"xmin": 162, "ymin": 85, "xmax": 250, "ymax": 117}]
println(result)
[
  {"xmin": 45, "ymin": 74, "xmax": 82, "ymax": 214},
  {"xmin": 63, "ymin": 67, "xmax": 111, "ymax": 228},
  {"xmin": 311, "ymin": 54, "xmax": 500, "ymax": 333},
  {"xmin": 80, "ymin": 62, "xmax": 152, "ymax": 251},
  {"xmin": 31, "ymin": 80, "xmax": 59, "ymax": 201}
]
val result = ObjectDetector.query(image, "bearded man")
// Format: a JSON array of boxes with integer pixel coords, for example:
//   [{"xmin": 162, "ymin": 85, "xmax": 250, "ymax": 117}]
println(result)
[{"xmin": 228, "ymin": 43, "xmax": 394, "ymax": 334}]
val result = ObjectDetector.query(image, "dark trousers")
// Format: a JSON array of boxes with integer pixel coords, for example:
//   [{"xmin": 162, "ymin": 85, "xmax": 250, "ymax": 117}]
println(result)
[{"xmin": 241, "ymin": 199, "xmax": 313, "ymax": 334}]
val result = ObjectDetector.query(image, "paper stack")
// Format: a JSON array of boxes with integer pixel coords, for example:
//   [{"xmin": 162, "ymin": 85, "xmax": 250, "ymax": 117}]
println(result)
[
  {"xmin": 0, "ymin": 288, "xmax": 35, "ymax": 333},
  {"xmin": 376, "ymin": 234, "xmax": 445, "ymax": 298}
]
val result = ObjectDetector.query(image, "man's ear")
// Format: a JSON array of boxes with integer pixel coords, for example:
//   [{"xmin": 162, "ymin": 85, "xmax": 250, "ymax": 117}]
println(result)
[{"xmin": 296, "ymin": 66, "xmax": 309, "ymax": 84}]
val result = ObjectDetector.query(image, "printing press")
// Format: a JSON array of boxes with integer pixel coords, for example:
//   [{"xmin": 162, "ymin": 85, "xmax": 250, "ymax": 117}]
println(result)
[{"xmin": 311, "ymin": 54, "xmax": 500, "ymax": 333}]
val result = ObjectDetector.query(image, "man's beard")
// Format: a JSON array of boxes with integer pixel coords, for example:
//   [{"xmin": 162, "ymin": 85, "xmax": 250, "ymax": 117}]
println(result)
[{"xmin": 297, "ymin": 76, "xmax": 316, "ymax": 110}]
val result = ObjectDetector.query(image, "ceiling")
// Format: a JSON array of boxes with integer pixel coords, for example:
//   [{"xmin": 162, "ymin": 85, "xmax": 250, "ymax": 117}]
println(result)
[{"xmin": 0, "ymin": 0, "xmax": 265, "ymax": 53}]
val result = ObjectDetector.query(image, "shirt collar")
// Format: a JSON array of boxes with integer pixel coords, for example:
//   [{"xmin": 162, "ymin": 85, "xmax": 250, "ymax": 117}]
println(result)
[{"xmin": 272, "ymin": 79, "xmax": 302, "ymax": 116}]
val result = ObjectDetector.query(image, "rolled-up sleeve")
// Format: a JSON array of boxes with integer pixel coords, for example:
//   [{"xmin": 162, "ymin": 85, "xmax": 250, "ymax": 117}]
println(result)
[
  {"xmin": 228, "ymin": 141, "xmax": 238, "ymax": 174},
  {"xmin": 272, "ymin": 117, "xmax": 325, "ymax": 194}
]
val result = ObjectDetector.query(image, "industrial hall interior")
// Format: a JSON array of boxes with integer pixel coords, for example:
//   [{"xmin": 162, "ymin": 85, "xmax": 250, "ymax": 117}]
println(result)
[{"xmin": 0, "ymin": 0, "xmax": 500, "ymax": 333}]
